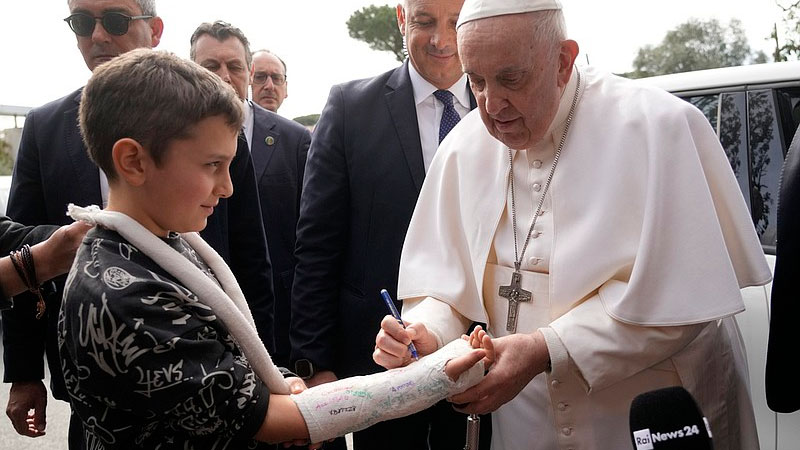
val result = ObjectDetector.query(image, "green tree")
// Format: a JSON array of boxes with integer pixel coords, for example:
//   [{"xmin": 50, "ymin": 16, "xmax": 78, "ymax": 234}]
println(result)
[
  {"xmin": 293, "ymin": 114, "xmax": 320, "ymax": 127},
  {"xmin": 771, "ymin": 1, "xmax": 800, "ymax": 61},
  {"xmin": 347, "ymin": 4, "xmax": 404, "ymax": 62},
  {"xmin": 629, "ymin": 18, "xmax": 766, "ymax": 79}
]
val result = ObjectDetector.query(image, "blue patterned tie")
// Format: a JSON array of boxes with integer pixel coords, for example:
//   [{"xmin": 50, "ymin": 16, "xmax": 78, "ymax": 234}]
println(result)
[{"xmin": 433, "ymin": 89, "xmax": 461, "ymax": 144}]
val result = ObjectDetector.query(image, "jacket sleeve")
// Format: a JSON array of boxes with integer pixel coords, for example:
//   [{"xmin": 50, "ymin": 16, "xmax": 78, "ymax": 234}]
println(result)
[
  {"xmin": 2, "ymin": 109, "xmax": 50, "ymax": 382},
  {"xmin": 766, "ymin": 124, "xmax": 800, "ymax": 413},
  {"xmin": 290, "ymin": 86, "xmax": 350, "ymax": 371},
  {"xmin": 0, "ymin": 217, "xmax": 57, "ymax": 310}
]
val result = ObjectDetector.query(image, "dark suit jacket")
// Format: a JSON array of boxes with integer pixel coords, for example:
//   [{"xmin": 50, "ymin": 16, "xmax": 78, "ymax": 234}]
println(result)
[
  {"xmin": 2, "ymin": 88, "xmax": 275, "ymax": 399},
  {"xmin": 249, "ymin": 103, "xmax": 311, "ymax": 366},
  {"xmin": 290, "ymin": 62, "xmax": 476, "ymax": 378},
  {"xmin": 766, "ymin": 124, "xmax": 800, "ymax": 413}
]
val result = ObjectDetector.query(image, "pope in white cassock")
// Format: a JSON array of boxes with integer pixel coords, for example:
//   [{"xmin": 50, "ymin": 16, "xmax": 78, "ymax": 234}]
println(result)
[{"xmin": 373, "ymin": 0, "xmax": 773, "ymax": 449}]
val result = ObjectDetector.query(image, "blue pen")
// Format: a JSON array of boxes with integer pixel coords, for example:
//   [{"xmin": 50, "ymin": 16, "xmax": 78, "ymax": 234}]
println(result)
[{"xmin": 380, "ymin": 289, "xmax": 419, "ymax": 360}]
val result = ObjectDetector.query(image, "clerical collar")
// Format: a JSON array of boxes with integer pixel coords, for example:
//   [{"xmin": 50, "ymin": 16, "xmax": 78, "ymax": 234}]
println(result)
[
  {"xmin": 536, "ymin": 67, "xmax": 580, "ymax": 151},
  {"xmin": 242, "ymin": 99, "xmax": 255, "ymax": 149},
  {"xmin": 408, "ymin": 62, "xmax": 470, "ymax": 110}
]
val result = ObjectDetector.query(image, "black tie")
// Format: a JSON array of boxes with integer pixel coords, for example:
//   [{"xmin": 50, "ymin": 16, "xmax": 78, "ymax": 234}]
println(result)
[{"xmin": 433, "ymin": 89, "xmax": 461, "ymax": 144}]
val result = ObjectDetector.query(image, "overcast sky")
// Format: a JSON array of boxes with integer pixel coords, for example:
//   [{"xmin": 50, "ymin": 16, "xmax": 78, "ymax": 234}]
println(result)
[{"xmin": 0, "ymin": 0, "xmax": 787, "ymax": 124}]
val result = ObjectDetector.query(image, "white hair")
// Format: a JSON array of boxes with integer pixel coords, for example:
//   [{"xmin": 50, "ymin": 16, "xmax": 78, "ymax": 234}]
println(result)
[{"xmin": 529, "ymin": 10, "xmax": 567, "ymax": 62}]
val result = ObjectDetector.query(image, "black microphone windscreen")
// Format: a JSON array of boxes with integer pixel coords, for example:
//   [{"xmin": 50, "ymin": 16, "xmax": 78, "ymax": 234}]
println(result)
[{"xmin": 629, "ymin": 386, "xmax": 713, "ymax": 450}]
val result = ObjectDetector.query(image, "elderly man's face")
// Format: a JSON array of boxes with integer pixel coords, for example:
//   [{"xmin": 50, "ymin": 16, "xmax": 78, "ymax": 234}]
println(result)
[
  {"xmin": 459, "ymin": 14, "xmax": 576, "ymax": 150},
  {"xmin": 68, "ymin": 0, "xmax": 163, "ymax": 71},
  {"xmin": 397, "ymin": 0, "xmax": 465, "ymax": 90},
  {"xmin": 192, "ymin": 35, "xmax": 252, "ymax": 101},
  {"xmin": 251, "ymin": 52, "xmax": 288, "ymax": 112}
]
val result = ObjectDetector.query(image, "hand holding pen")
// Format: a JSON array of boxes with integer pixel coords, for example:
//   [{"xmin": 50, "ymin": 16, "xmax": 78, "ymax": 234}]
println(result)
[{"xmin": 380, "ymin": 289, "xmax": 419, "ymax": 360}]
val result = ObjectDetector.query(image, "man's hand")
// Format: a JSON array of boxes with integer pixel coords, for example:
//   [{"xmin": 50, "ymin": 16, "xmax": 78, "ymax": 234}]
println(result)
[
  {"xmin": 6, "ymin": 380, "xmax": 47, "ymax": 437},
  {"xmin": 373, "ymin": 315, "xmax": 439, "ymax": 369},
  {"xmin": 306, "ymin": 370, "xmax": 337, "ymax": 388},
  {"xmin": 31, "ymin": 221, "xmax": 92, "ymax": 282},
  {"xmin": 448, "ymin": 330, "xmax": 550, "ymax": 414}
]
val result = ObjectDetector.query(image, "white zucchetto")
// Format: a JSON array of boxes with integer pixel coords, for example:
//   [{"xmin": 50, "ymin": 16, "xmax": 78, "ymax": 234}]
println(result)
[{"xmin": 456, "ymin": 0, "xmax": 562, "ymax": 28}]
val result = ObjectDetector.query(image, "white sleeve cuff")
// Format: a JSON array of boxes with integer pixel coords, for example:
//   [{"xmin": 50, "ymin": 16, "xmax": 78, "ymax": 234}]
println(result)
[{"xmin": 403, "ymin": 296, "xmax": 472, "ymax": 349}]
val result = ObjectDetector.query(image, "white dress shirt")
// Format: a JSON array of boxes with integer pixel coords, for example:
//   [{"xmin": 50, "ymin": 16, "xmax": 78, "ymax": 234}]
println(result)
[
  {"xmin": 408, "ymin": 63, "xmax": 470, "ymax": 172},
  {"xmin": 242, "ymin": 99, "xmax": 255, "ymax": 150}
]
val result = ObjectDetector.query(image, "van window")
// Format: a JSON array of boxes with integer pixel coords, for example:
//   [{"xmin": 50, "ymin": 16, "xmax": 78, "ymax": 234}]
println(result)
[
  {"xmin": 775, "ymin": 88, "xmax": 800, "ymax": 148},
  {"xmin": 719, "ymin": 92, "xmax": 751, "ymax": 212},
  {"xmin": 685, "ymin": 95, "xmax": 718, "ymax": 127},
  {"xmin": 684, "ymin": 93, "xmax": 752, "ymax": 212},
  {"xmin": 748, "ymin": 89, "xmax": 783, "ymax": 249}
]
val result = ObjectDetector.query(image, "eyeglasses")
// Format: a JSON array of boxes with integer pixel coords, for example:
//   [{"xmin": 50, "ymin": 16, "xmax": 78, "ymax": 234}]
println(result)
[
  {"xmin": 64, "ymin": 12, "xmax": 153, "ymax": 37},
  {"xmin": 253, "ymin": 72, "xmax": 287, "ymax": 86}
]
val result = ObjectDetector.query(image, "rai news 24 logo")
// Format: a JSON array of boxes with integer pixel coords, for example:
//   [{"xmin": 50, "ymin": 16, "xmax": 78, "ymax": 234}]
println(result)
[{"xmin": 632, "ymin": 418, "xmax": 712, "ymax": 450}]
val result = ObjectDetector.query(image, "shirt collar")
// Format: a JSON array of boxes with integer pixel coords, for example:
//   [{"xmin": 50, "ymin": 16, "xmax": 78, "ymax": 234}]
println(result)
[
  {"xmin": 242, "ymin": 99, "xmax": 254, "ymax": 129},
  {"xmin": 242, "ymin": 99, "xmax": 255, "ymax": 147},
  {"xmin": 540, "ymin": 66, "xmax": 580, "ymax": 144},
  {"xmin": 408, "ymin": 62, "xmax": 470, "ymax": 109}
]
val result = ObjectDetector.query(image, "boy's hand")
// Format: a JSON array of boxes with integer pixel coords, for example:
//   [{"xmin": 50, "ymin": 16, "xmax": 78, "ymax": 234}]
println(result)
[{"xmin": 463, "ymin": 325, "xmax": 495, "ymax": 369}]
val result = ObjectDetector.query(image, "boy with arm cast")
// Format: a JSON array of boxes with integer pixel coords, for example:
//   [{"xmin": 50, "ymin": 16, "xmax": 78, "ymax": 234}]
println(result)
[{"xmin": 58, "ymin": 48, "xmax": 487, "ymax": 449}]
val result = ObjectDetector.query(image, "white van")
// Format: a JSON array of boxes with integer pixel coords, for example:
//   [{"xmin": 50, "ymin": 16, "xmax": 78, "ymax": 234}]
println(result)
[{"xmin": 639, "ymin": 61, "xmax": 800, "ymax": 450}]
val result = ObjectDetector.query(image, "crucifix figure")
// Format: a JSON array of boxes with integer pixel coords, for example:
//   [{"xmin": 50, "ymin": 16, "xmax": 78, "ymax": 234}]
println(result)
[{"xmin": 498, "ymin": 267, "xmax": 532, "ymax": 333}]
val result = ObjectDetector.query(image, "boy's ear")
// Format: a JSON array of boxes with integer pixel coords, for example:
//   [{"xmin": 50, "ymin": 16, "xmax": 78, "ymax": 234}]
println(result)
[{"xmin": 111, "ymin": 138, "xmax": 150, "ymax": 186}]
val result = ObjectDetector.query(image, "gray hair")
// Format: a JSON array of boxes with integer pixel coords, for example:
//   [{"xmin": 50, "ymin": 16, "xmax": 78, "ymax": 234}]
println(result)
[
  {"xmin": 68, "ymin": 0, "xmax": 156, "ymax": 15},
  {"xmin": 190, "ymin": 21, "xmax": 252, "ymax": 67},
  {"xmin": 252, "ymin": 49, "xmax": 287, "ymax": 75}
]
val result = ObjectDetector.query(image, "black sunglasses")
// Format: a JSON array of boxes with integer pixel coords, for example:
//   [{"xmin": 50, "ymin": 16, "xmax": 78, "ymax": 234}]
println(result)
[{"xmin": 64, "ymin": 12, "xmax": 153, "ymax": 37}]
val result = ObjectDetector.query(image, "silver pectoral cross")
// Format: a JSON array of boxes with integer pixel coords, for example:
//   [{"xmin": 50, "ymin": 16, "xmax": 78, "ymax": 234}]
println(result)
[{"xmin": 498, "ymin": 268, "xmax": 532, "ymax": 333}]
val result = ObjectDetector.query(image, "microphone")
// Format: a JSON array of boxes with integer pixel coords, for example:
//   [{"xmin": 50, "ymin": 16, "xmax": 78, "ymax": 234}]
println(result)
[{"xmin": 629, "ymin": 386, "xmax": 713, "ymax": 450}]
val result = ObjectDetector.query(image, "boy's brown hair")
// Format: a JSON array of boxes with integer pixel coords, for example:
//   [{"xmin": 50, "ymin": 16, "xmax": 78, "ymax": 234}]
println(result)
[{"xmin": 79, "ymin": 49, "xmax": 243, "ymax": 181}]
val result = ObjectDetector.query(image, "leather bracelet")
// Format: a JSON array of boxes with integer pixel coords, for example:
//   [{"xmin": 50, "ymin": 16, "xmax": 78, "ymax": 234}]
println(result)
[{"xmin": 9, "ymin": 244, "xmax": 46, "ymax": 319}]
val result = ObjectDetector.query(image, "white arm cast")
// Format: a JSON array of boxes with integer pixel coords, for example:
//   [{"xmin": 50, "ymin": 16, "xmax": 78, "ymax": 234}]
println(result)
[{"xmin": 292, "ymin": 339, "xmax": 484, "ymax": 443}]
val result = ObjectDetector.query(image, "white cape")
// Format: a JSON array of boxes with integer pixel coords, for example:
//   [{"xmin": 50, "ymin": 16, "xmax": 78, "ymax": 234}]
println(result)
[{"xmin": 398, "ymin": 67, "xmax": 771, "ymax": 327}]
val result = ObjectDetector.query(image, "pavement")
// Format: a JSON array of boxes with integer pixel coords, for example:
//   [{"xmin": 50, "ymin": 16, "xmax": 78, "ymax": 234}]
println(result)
[{"xmin": 0, "ymin": 324, "xmax": 70, "ymax": 449}]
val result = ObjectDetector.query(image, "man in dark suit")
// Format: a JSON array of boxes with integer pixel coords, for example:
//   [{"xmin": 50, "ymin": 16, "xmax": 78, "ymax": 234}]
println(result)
[
  {"xmin": 3, "ymin": 1, "xmax": 274, "ymax": 446},
  {"xmin": 766, "ymin": 124, "xmax": 800, "ymax": 413},
  {"xmin": 190, "ymin": 21, "xmax": 312, "ymax": 369},
  {"xmin": 290, "ymin": 0, "xmax": 483, "ymax": 448}
]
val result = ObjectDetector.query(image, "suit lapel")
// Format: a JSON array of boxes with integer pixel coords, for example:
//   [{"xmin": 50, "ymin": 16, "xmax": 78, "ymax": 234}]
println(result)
[
  {"xmin": 385, "ymin": 61, "xmax": 425, "ymax": 192},
  {"xmin": 251, "ymin": 103, "xmax": 280, "ymax": 180},
  {"xmin": 65, "ymin": 90, "xmax": 103, "ymax": 205}
]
